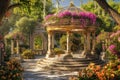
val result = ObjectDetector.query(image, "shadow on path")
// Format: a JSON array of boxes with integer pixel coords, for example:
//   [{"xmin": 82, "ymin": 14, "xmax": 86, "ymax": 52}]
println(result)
[{"xmin": 22, "ymin": 55, "xmax": 69, "ymax": 80}]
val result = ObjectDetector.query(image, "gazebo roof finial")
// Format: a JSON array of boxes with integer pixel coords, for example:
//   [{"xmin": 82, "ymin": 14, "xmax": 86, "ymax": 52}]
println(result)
[{"xmin": 69, "ymin": 0, "xmax": 75, "ymax": 7}]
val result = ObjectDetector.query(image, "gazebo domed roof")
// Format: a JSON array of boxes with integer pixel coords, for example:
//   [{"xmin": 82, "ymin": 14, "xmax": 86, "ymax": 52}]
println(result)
[
  {"xmin": 44, "ymin": 2, "xmax": 99, "ymax": 32},
  {"xmin": 57, "ymin": 2, "xmax": 84, "ymax": 13}
]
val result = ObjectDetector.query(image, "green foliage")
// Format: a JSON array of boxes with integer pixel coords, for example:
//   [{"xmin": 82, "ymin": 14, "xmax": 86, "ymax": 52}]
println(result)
[
  {"xmin": 54, "ymin": 48, "xmax": 65, "ymax": 55},
  {"xmin": 113, "ymin": 25, "xmax": 120, "ymax": 31},
  {"xmin": 1, "ymin": 14, "xmax": 21, "ymax": 36},
  {"xmin": 34, "ymin": 36, "xmax": 43, "ymax": 50},
  {"xmin": 16, "ymin": 17, "xmax": 36, "ymax": 35},
  {"xmin": 95, "ymin": 42, "xmax": 102, "ymax": 55},
  {"xmin": 59, "ymin": 35, "xmax": 66, "ymax": 49},
  {"xmin": 22, "ymin": 49, "xmax": 34, "ymax": 59},
  {"xmin": 4, "ymin": 46, "xmax": 11, "ymax": 61},
  {"xmin": 82, "ymin": 1, "xmax": 120, "ymax": 33},
  {"xmin": 13, "ymin": 0, "xmax": 53, "ymax": 20},
  {"xmin": 59, "ymin": 34, "xmax": 82, "ymax": 52}
]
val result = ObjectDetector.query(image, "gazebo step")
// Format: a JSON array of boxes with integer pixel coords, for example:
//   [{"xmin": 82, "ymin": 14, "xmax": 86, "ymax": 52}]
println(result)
[{"xmin": 36, "ymin": 57, "xmax": 105, "ymax": 72}]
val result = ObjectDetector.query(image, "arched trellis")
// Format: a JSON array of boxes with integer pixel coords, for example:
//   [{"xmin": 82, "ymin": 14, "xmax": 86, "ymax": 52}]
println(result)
[
  {"xmin": 4, "ymin": 31, "xmax": 24, "ymax": 55},
  {"xmin": 30, "ymin": 25, "xmax": 47, "ymax": 54}
]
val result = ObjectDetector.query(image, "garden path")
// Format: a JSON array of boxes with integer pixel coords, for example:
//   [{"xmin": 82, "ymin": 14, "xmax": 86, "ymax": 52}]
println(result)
[{"xmin": 21, "ymin": 55, "xmax": 75, "ymax": 80}]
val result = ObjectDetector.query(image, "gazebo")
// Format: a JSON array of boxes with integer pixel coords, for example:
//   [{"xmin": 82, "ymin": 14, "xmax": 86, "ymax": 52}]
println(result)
[{"xmin": 44, "ymin": 2, "xmax": 99, "ymax": 59}]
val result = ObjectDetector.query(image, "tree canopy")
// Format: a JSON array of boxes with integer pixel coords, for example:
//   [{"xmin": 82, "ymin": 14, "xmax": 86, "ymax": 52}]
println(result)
[
  {"xmin": 95, "ymin": 0, "xmax": 120, "ymax": 26},
  {"xmin": 82, "ymin": 1, "xmax": 120, "ymax": 33}
]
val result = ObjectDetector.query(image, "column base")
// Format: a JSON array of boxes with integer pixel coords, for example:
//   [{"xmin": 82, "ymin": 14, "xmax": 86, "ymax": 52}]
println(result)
[
  {"xmin": 62, "ymin": 52, "xmax": 73, "ymax": 59},
  {"xmin": 80, "ymin": 50, "xmax": 86, "ymax": 58},
  {"xmin": 46, "ymin": 51, "xmax": 55, "ymax": 58}
]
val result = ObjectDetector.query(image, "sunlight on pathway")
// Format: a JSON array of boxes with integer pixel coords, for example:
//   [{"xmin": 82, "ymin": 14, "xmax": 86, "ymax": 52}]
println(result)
[{"xmin": 22, "ymin": 56, "xmax": 77, "ymax": 80}]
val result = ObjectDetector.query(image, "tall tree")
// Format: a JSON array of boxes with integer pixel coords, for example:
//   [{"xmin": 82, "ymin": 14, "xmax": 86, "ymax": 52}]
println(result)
[
  {"xmin": 0, "ymin": 0, "xmax": 20, "ymax": 22},
  {"xmin": 82, "ymin": 1, "xmax": 120, "ymax": 33},
  {"xmin": 13, "ymin": 0, "xmax": 53, "ymax": 20},
  {"xmin": 0, "ymin": 0, "xmax": 53, "ymax": 23},
  {"xmin": 95, "ymin": 0, "xmax": 120, "ymax": 26}
]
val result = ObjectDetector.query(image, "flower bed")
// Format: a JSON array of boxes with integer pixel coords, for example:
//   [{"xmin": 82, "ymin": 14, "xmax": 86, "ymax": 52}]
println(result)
[
  {"xmin": 69, "ymin": 60, "xmax": 120, "ymax": 80},
  {"xmin": 107, "ymin": 30, "xmax": 120, "ymax": 59},
  {"xmin": 0, "ymin": 58, "xmax": 24, "ymax": 80},
  {"xmin": 44, "ymin": 11, "xmax": 99, "ymax": 27}
]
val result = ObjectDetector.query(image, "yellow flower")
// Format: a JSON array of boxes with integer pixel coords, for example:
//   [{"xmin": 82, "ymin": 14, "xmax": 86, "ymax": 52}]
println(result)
[{"xmin": 111, "ymin": 74, "xmax": 115, "ymax": 78}]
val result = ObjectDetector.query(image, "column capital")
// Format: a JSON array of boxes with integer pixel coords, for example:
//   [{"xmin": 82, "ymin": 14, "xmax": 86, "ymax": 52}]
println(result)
[{"xmin": 48, "ymin": 31, "xmax": 53, "ymax": 35}]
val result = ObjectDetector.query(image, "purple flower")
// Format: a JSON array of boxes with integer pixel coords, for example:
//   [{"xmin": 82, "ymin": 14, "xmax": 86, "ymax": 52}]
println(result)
[
  {"xmin": 78, "ymin": 12, "xmax": 96, "ymax": 25},
  {"xmin": 58, "ymin": 11, "xmax": 72, "ymax": 18},
  {"xmin": 45, "ymin": 14, "xmax": 53, "ymax": 20},
  {"xmin": 72, "ymin": 12, "xmax": 79, "ymax": 19},
  {"xmin": 45, "ymin": 11, "xmax": 98, "ymax": 27},
  {"xmin": 108, "ymin": 44, "xmax": 117, "ymax": 54},
  {"xmin": 88, "ymin": 12, "xmax": 96, "ymax": 24}
]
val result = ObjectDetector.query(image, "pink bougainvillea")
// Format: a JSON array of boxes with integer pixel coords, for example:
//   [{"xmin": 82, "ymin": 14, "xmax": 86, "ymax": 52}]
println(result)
[
  {"xmin": 44, "ymin": 11, "xmax": 98, "ymax": 27},
  {"xmin": 58, "ymin": 11, "xmax": 72, "ymax": 18},
  {"xmin": 108, "ymin": 44, "xmax": 117, "ymax": 54},
  {"xmin": 45, "ymin": 14, "xmax": 53, "ymax": 20}
]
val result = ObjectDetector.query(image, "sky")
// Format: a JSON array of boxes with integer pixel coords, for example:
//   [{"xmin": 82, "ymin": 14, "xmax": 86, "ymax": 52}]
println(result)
[
  {"xmin": 52, "ymin": 0, "xmax": 120, "ymax": 7},
  {"xmin": 52, "ymin": 0, "xmax": 88, "ymax": 7}
]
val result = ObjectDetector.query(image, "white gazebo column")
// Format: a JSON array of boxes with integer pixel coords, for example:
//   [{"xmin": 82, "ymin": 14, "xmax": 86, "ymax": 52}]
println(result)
[
  {"xmin": 52, "ymin": 33, "xmax": 54, "ymax": 49},
  {"xmin": 86, "ymin": 32, "xmax": 91, "ymax": 51},
  {"xmin": 46, "ymin": 31, "xmax": 53, "ymax": 58},
  {"xmin": 81, "ymin": 33, "xmax": 87, "ymax": 57},
  {"xmin": 84, "ymin": 33, "xmax": 87, "ymax": 51},
  {"xmin": 63, "ymin": 31, "xmax": 73, "ymax": 58},
  {"xmin": 11, "ymin": 39, "xmax": 14, "ymax": 54},
  {"xmin": 91, "ymin": 32, "xmax": 96, "ymax": 54},
  {"xmin": 66, "ymin": 31, "xmax": 71, "ymax": 54},
  {"xmin": 16, "ymin": 39, "xmax": 19, "ymax": 54}
]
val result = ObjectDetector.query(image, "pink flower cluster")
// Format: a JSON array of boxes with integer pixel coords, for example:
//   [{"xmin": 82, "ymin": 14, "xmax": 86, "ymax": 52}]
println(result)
[
  {"xmin": 108, "ymin": 44, "xmax": 118, "ymax": 54},
  {"xmin": 45, "ymin": 14, "xmax": 53, "ymax": 20},
  {"xmin": 58, "ymin": 11, "xmax": 72, "ymax": 18},
  {"xmin": 45, "ymin": 11, "xmax": 97, "ymax": 27},
  {"xmin": 79, "ymin": 12, "xmax": 96, "ymax": 24}
]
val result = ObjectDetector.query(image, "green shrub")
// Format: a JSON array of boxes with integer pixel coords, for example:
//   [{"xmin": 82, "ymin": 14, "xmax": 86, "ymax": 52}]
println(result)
[
  {"xmin": 59, "ymin": 34, "xmax": 82, "ymax": 52},
  {"xmin": 22, "ymin": 49, "xmax": 34, "ymax": 59},
  {"xmin": 54, "ymin": 48, "xmax": 65, "ymax": 55},
  {"xmin": 4, "ymin": 46, "xmax": 11, "ymax": 61}
]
